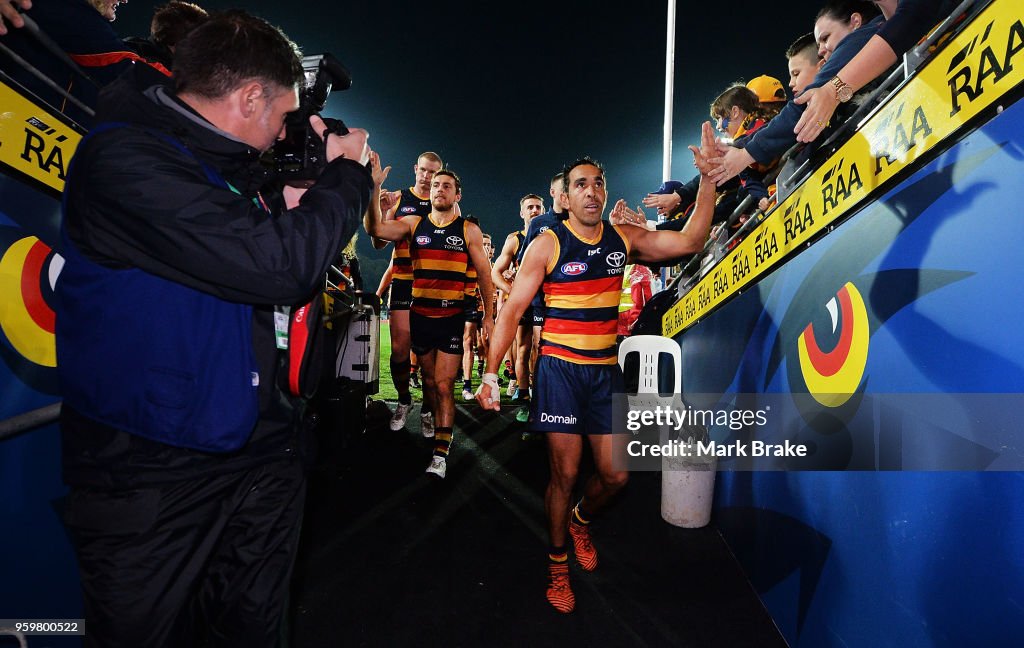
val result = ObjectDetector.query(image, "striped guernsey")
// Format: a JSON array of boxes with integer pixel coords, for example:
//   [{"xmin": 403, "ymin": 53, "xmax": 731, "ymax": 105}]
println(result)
[
  {"xmin": 391, "ymin": 187, "xmax": 432, "ymax": 282},
  {"xmin": 410, "ymin": 214, "xmax": 470, "ymax": 318},
  {"xmin": 540, "ymin": 221, "xmax": 630, "ymax": 364},
  {"xmin": 511, "ymin": 230, "xmax": 526, "ymax": 270}
]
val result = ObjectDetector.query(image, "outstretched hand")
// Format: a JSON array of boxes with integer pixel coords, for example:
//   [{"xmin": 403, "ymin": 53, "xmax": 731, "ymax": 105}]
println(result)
[
  {"xmin": 688, "ymin": 121, "xmax": 718, "ymax": 176},
  {"xmin": 640, "ymin": 192, "xmax": 681, "ymax": 217},
  {"xmin": 793, "ymin": 86, "xmax": 839, "ymax": 143},
  {"xmin": 368, "ymin": 151, "xmax": 391, "ymax": 188},
  {"xmin": 707, "ymin": 129, "xmax": 755, "ymax": 187},
  {"xmin": 609, "ymin": 199, "xmax": 647, "ymax": 227},
  {"xmin": 609, "ymin": 199, "xmax": 649, "ymax": 228},
  {"xmin": 380, "ymin": 189, "xmax": 400, "ymax": 214},
  {"xmin": 0, "ymin": 0, "xmax": 30, "ymax": 36}
]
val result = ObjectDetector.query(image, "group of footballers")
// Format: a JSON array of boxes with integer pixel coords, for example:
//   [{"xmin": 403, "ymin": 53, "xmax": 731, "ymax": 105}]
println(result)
[{"xmin": 362, "ymin": 120, "xmax": 718, "ymax": 612}]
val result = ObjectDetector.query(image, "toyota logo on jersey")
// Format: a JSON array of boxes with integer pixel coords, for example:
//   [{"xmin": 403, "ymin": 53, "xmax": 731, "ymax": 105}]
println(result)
[
  {"xmin": 606, "ymin": 251, "xmax": 626, "ymax": 267},
  {"xmin": 447, "ymin": 236, "xmax": 465, "ymax": 247},
  {"xmin": 561, "ymin": 261, "xmax": 588, "ymax": 275}
]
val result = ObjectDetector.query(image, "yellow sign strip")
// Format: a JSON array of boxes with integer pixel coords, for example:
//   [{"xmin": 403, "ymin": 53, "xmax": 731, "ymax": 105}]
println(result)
[
  {"xmin": 663, "ymin": 0, "xmax": 1024, "ymax": 337},
  {"xmin": 0, "ymin": 78, "xmax": 81, "ymax": 194}
]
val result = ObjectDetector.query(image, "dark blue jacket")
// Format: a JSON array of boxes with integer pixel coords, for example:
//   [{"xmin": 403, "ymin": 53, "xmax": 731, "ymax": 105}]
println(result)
[
  {"xmin": 57, "ymin": 67, "xmax": 372, "ymax": 487},
  {"xmin": 744, "ymin": 16, "xmax": 884, "ymax": 165},
  {"xmin": 878, "ymin": 0, "xmax": 961, "ymax": 56}
]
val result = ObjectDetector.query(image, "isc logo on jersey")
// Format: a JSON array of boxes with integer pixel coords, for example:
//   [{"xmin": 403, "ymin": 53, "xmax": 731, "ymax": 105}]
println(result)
[
  {"xmin": 447, "ymin": 236, "xmax": 464, "ymax": 247},
  {"xmin": 561, "ymin": 261, "xmax": 588, "ymax": 275},
  {"xmin": 416, "ymin": 235, "xmax": 431, "ymax": 245}
]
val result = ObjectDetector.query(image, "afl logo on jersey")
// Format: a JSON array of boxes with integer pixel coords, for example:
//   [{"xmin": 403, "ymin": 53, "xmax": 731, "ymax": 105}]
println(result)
[
  {"xmin": 561, "ymin": 261, "xmax": 588, "ymax": 276},
  {"xmin": 539, "ymin": 226, "xmax": 550, "ymax": 233},
  {"xmin": 415, "ymin": 235, "xmax": 431, "ymax": 246},
  {"xmin": 606, "ymin": 251, "xmax": 626, "ymax": 268},
  {"xmin": 401, "ymin": 206, "xmax": 417, "ymax": 214},
  {"xmin": 446, "ymin": 236, "xmax": 465, "ymax": 247}
]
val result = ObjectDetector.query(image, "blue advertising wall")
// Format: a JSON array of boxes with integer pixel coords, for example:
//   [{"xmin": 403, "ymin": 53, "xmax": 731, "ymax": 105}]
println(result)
[
  {"xmin": 680, "ymin": 95, "xmax": 1024, "ymax": 644},
  {"xmin": 0, "ymin": 172, "xmax": 82, "ymax": 626}
]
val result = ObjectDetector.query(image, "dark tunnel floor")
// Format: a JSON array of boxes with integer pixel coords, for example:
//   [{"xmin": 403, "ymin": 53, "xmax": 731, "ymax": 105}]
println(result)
[{"xmin": 290, "ymin": 400, "xmax": 787, "ymax": 648}]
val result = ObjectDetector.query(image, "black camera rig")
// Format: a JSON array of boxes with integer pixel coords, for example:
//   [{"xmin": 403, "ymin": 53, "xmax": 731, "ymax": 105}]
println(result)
[{"xmin": 270, "ymin": 53, "xmax": 352, "ymax": 184}]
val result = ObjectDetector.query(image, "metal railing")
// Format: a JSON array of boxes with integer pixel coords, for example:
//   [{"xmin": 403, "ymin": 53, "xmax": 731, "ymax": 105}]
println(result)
[
  {"xmin": 0, "ymin": 402, "xmax": 61, "ymax": 442},
  {"xmin": 0, "ymin": 9, "xmax": 98, "ymax": 118},
  {"xmin": 664, "ymin": 0, "xmax": 984, "ymax": 305}
]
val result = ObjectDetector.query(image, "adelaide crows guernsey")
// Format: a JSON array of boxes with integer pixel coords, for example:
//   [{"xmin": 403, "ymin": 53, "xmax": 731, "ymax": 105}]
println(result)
[
  {"xmin": 511, "ymin": 230, "xmax": 526, "ymax": 270},
  {"xmin": 391, "ymin": 187, "xmax": 432, "ymax": 282},
  {"xmin": 464, "ymin": 264, "xmax": 478, "ymax": 312},
  {"xmin": 410, "ymin": 214, "xmax": 470, "ymax": 318},
  {"xmin": 540, "ymin": 221, "xmax": 630, "ymax": 365}
]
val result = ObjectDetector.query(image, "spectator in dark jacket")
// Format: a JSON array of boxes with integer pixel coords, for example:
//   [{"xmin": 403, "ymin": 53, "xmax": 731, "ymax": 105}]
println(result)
[
  {"xmin": 0, "ymin": 0, "xmax": 169, "ymax": 126},
  {"xmin": 794, "ymin": 0, "xmax": 962, "ymax": 141},
  {"xmin": 708, "ymin": 0, "xmax": 883, "ymax": 185},
  {"xmin": 649, "ymin": 84, "xmax": 770, "ymax": 231},
  {"xmin": 125, "ymin": 1, "xmax": 208, "ymax": 69}
]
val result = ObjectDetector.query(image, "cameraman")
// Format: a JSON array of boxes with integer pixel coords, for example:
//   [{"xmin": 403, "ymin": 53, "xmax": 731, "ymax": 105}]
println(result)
[{"xmin": 54, "ymin": 10, "xmax": 372, "ymax": 647}]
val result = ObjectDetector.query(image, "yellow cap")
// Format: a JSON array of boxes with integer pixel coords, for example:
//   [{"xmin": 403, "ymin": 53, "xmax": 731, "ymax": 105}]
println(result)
[{"xmin": 747, "ymin": 75, "xmax": 787, "ymax": 103}]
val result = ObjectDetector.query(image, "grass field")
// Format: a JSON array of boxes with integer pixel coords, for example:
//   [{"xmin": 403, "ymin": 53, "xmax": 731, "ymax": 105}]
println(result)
[{"xmin": 375, "ymin": 319, "xmax": 518, "ymax": 407}]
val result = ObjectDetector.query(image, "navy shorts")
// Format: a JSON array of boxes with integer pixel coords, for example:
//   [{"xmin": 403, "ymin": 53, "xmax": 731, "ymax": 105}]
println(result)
[
  {"xmin": 389, "ymin": 279, "xmax": 412, "ymax": 310},
  {"xmin": 410, "ymin": 311, "xmax": 464, "ymax": 356},
  {"xmin": 531, "ymin": 355, "xmax": 623, "ymax": 435}
]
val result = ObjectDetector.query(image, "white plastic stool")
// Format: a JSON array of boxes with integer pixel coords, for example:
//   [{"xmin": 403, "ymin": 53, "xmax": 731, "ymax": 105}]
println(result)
[
  {"xmin": 618, "ymin": 335, "xmax": 681, "ymax": 395},
  {"xmin": 618, "ymin": 335, "xmax": 715, "ymax": 528}
]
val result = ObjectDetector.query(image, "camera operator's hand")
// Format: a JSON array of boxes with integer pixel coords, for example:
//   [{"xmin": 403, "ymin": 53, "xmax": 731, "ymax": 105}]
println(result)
[
  {"xmin": 0, "ymin": 0, "xmax": 31, "ymax": 36},
  {"xmin": 282, "ymin": 185, "xmax": 308, "ymax": 210},
  {"xmin": 310, "ymin": 115, "xmax": 370, "ymax": 166}
]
